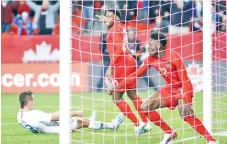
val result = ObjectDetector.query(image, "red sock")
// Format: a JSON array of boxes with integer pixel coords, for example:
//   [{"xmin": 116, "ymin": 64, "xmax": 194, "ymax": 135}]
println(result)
[
  {"xmin": 146, "ymin": 111, "xmax": 173, "ymax": 133},
  {"xmin": 117, "ymin": 100, "xmax": 140, "ymax": 126},
  {"xmin": 184, "ymin": 116, "xmax": 216, "ymax": 142},
  {"xmin": 132, "ymin": 96, "xmax": 148, "ymax": 123}
]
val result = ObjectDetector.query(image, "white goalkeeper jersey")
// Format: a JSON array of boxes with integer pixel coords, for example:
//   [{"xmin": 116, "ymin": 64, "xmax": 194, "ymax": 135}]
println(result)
[{"xmin": 17, "ymin": 109, "xmax": 60, "ymax": 134}]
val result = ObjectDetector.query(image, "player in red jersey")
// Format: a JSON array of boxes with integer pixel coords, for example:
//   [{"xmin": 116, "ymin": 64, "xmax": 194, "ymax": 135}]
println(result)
[
  {"xmin": 96, "ymin": 9, "xmax": 175, "ymax": 136},
  {"xmin": 115, "ymin": 32, "xmax": 218, "ymax": 144},
  {"xmin": 96, "ymin": 9, "xmax": 148, "ymax": 135}
]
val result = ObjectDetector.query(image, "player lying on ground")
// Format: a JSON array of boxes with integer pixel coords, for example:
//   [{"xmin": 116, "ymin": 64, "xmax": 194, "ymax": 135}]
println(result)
[
  {"xmin": 96, "ymin": 9, "xmax": 159, "ymax": 135},
  {"xmin": 113, "ymin": 32, "xmax": 218, "ymax": 144},
  {"xmin": 17, "ymin": 90, "xmax": 123, "ymax": 134}
]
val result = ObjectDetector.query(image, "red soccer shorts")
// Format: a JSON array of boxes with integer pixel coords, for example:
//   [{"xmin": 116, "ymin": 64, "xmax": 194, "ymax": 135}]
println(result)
[
  {"xmin": 111, "ymin": 57, "xmax": 137, "ymax": 92},
  {"xmin": 160, "ymin": 86, "xmax": 193, "ymax": 110}
]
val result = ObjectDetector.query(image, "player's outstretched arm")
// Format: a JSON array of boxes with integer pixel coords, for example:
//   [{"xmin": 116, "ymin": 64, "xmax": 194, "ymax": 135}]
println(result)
[
  {"xmin": 118, "ymin": 61, "xmax": 150, "ymax": 89},
  {"xmin": 108, "ymin": 63, "xmax": 149, "ymax": 95}
]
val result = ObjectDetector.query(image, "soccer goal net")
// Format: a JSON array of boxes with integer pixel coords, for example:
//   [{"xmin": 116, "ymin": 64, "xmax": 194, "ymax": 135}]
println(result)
[{"xmin": 60, "ymin": 0, "xmax": 227, "ymax": 143}]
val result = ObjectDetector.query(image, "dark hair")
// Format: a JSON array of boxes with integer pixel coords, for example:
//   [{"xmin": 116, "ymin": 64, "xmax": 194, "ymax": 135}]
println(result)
[
  {"xmin": 150, "ymin": 31, "xmax": 167, "ymax": 47},
  {"xmin": 19, "ymin": 90, "xmax": 33, "ymax": 108}
]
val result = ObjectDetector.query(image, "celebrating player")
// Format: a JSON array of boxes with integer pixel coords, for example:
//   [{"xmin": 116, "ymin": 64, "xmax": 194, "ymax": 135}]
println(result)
[
  {"xmin": 96, "ymin": 9, "xmax": 154, "ymax": 135},
  {"xmin": 96, "ymin": 9, "xmax": 174, "ymax": 135},
  {"xmin": 17, "ymin": 90, "xmax": 123, "ymax": 134},
  {"xmin": 115, "ymin": 32, "xmax": 218, "ymax": 144},
  {"xmin": 97, "ymin": 9, "xmax": 151, "ymax": 135}
]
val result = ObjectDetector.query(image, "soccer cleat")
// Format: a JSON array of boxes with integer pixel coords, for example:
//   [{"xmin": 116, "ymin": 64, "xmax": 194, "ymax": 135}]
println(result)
[
  {"xmin": 160, "ymin": 130, "xmax": 177, "ymax": 144},
  {"xmin": 208, "ymin": 141, "xmax": 220, "ymax": 144},
  {"xmin": 134, "ymin": 122, "xmax": 146, "ymax": 135},
  {"xmin": 143, "ymin": 122, "xmax": 152, "ymax": 133},
  {"xmin": 111, "ymin": 113, "xmax": 124, "ymax": 131}
]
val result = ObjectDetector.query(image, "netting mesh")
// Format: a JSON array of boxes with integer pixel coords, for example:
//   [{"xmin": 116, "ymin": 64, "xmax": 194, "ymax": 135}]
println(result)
[
  {"xmin": 71, "ymin": 0, "xmax": 227, "ymax": 143},
  {"xmin": 212, "ymin": 32, "xmax": 227, "ymax": 137}
]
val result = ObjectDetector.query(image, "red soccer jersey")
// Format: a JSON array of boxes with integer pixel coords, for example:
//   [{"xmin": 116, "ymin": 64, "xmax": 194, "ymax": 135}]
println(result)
[
  {"xmin": 118, "ymin": 50, "xmax": 194, "ymax": 103},
  {"xmin": 106, "ymin": 23, "xmax": 132, "ymax": 67}
]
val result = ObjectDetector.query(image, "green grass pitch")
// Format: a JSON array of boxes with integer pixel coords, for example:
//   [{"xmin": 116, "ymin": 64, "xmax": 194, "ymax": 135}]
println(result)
[{"xmin": 2, "ymin": 91, "xmax": 227, "ymax": 144}]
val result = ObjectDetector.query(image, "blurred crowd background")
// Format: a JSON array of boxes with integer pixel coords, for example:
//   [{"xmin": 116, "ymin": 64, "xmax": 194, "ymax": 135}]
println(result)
[
  {"xmin": 1, "ymin": 0, "xmax": 227, "ymax": 36},
  {"xmin": 2, "ymin": 0, "xmax": 59, "ymax": 35},
  {"xmin": 73, "ymin": 0, "xmax": 226, "ymax": 35}
]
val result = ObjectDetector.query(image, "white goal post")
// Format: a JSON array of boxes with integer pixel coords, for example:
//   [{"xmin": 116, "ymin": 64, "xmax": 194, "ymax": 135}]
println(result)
[
  {"xmin": 203, "ymin": 0, "xmax": 227, "ymax": 137},
  {"xmin": 203, "ymin": 0, "xmax": 212, "ymax": 134},
  {"xmin": 60, "ymin": 0, "xmax": 71, "ymax": 143}
]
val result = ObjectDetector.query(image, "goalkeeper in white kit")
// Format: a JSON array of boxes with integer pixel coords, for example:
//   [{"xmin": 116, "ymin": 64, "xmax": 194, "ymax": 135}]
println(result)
[{"xmin": 17, "ymin": 91, "xmax": 123, "ymax": 134}]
